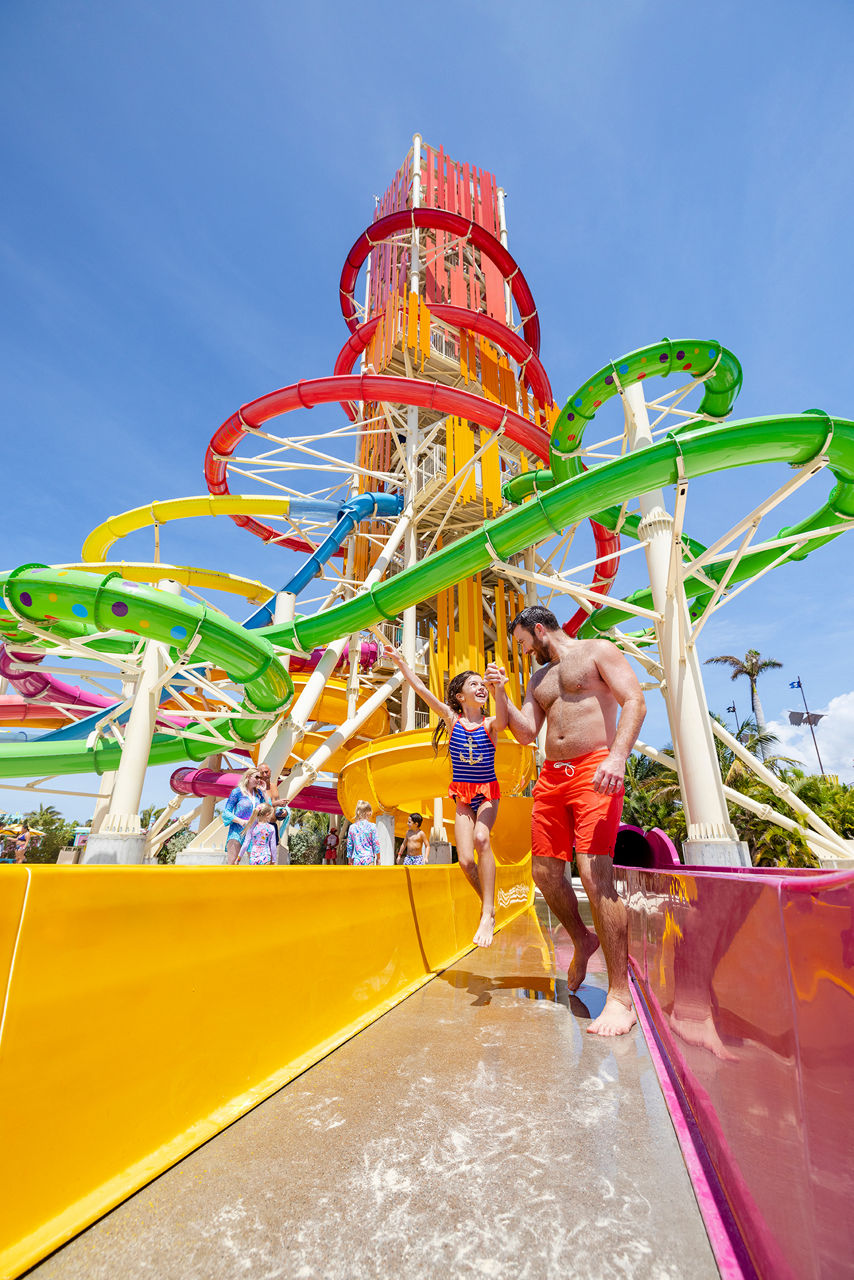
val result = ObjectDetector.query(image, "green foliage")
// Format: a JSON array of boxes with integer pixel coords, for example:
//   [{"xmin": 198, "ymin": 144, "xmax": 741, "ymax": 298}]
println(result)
[
  {"xmin": 141, "ymin": 804, "xmax": 165, "ymax": 830},
  {"xmin": 624, "ymin": 707, "xmax": 853, "ymax": 870},
  {"xmin": 23, "ymin": 805, "xmax": 77, "ymax": 863},
  {"xmin": 288, "ymin": 810, "xmax": 330, "ymax": 865},
  {"xmin": 157, "ymin": 827, "xmax": 194, "ymax": 865}
]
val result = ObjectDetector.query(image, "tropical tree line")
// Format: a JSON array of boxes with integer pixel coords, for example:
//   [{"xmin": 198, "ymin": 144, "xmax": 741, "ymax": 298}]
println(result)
[
  {"xmin": 623, "ymin": 646, "xmax": 851, "ymax": 867},
  {"xmin": 623, "ymin": 717, "xmax": 853, "ymax": 868}
]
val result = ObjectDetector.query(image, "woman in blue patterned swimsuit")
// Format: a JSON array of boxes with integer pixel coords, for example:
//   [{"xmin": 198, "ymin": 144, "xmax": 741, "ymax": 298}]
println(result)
[
  {"xmin": 385, "ymin": 647, "xmax": 503, "ymax": 948},
  {"xmin": 222, "ymin": 768, "xmax": 268, "ymax": 865}
]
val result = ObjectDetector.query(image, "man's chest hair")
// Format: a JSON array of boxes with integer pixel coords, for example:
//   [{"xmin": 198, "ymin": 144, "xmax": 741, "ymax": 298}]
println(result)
[{"xmin": 534, "ymin": 652, "xmax": 603, "ymax": 706}]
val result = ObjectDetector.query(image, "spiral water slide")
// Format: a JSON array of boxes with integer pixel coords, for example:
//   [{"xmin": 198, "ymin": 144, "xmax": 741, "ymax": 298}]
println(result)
[{"xmin": 0, "ymin": 208, "xmax": 623, "ymax": 793}]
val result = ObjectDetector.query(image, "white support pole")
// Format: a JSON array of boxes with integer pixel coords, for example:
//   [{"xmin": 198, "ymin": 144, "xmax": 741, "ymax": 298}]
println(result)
[
  {"xmin": 197, "ymin": 753, "xmax": 221, "ymax": 831},
  {"xmin": 83, "ymin": 578, "xmax": 183, "ymax": 864},
  {"xmin": 375, "ymin": 813, "xmax": 396, "ymax": 866},
  {"xmin": 89, "ymin": 768, "xmax": 115, "ymax": 837},
  {"xmin": 261, "ymin": 507, "xmax": 415, "ymax": 779},
  {"xmin": 431, "ymin": 796, "xmax": 444, "ymax": 841},
  {"xmin": 623, "ymin": 383, "xmax": 748, "ymax": 867},
  {"xmin": 496, "ymin": 187, "xmax": 513, "ymax": 328},
  {"xmin": 401, "ymin": 132, "xmax": 422, "ymax": 731},
  {"xmin": 522, "ymin": 546, "xmax": 547, "ymax": 768},
  {"xmin": 429, "ymin": 795, "xmax": 451, "ymax": 863},
  {"xmin": 710, "ymin": 719, "xmax": 849, "ymax": 854},
  {"xmin": 279, "ymin": 671, "xmax": 403, "ymax": 805}
]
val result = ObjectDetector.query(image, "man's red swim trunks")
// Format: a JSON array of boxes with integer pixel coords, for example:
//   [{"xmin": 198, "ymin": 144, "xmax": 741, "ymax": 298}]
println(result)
[{"xmin": 531, "ymin": 747, "xmax": 623, "ymax": 860}]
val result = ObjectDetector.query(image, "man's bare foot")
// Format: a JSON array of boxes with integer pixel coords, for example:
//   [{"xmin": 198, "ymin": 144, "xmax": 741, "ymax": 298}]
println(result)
[
  {"xmin": 587, "ymin": 993, "xmax": 637, "ymax": 1037},
  {"xmin": 567, "ymin": 929, "xmax": 600, "ymax": 991},
  {"xmin": 670, "ymin": 1012, "xmax": 738, "ymax": 1061},
  {"xmin": 473, "ymin": 913, "xmax": 495, "ymax": 947}
]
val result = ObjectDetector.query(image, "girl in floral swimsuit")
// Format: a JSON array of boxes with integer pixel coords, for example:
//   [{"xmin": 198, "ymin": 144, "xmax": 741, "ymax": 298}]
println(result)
[
  {"xmin": 385, "ymin": 647, "xmax": 501, "ymax": 948},
  {"xmin": 238, "ymin": 804, "xmax": 278, "ymax": 865}
]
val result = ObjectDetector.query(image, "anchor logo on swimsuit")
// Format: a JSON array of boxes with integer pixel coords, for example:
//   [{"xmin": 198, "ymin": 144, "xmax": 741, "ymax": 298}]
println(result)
[{"xmin": 460, "ymin": 738, "xmax": 484, "ymax": 766}]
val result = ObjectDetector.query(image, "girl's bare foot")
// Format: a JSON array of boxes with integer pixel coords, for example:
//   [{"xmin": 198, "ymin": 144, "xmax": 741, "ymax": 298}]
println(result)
[
  {"xmin": 588, "ymin": 993, "xmax": 637, "ymax": 1037},
  {"xmin": 473, "ymin": 912, "xmax": 495, "ymax": 947},
  {"xmin": 567, "ymin": 929, "xmax": 600, "ymax": 991}
]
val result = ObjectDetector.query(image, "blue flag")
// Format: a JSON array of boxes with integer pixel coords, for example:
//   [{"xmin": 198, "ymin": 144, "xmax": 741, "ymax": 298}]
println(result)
[{"xmin": 789, "ymin": 680, "xmax": 801, "ymax": 689}]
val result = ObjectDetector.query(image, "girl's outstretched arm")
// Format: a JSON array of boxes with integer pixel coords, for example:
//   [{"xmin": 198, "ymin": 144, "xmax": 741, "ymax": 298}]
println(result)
[{"xmin": 383, "ymin": 642, "xmax": 455, "ymax": 726}]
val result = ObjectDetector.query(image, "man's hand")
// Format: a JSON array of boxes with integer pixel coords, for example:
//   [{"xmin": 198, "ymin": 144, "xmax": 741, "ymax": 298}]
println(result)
[
  {"xmin": 592, "ymin": 753, "xmax": 626, "ymax": 796},
  {"xmin": 484, "ymin": 662, "xmax": 507, "ymax": 691}
]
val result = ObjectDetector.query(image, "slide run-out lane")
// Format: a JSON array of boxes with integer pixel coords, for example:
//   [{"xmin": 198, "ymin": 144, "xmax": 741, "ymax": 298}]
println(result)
[{"xmin": 30, "ymin": 899, "xmax": 717, "ymax": 1279}]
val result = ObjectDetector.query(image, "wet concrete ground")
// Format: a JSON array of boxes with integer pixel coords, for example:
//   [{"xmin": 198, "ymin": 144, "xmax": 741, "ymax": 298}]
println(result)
[{"xmin": 29, "ymin": 895, "xmax": 718, "ymax": 1279}]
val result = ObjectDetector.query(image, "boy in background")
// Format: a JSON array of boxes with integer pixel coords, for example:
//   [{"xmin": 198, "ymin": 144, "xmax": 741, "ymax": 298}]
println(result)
[{"xmin": 396, "ymin": 813, "xmax": 429, "ymax": 866}]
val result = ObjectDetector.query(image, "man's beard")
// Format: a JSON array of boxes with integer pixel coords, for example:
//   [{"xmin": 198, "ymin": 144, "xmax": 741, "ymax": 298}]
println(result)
[{"xmin": 532, "ymin": 638, "xmax": 552, "ymax": 666}]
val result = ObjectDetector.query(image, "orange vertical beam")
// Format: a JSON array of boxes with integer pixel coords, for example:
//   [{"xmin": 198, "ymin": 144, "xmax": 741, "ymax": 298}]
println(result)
[
  {"xmin": 446, "ymin": 414, "xmax": 456, "ymax": 487},
  {"xmin": 495, "ymin": 581, "xmax": 509, "ymax": 674},
  {"xmin": 482, "ymin": 435, "xmax": 501, "ymax": 516},
  {"xmin": 473, "ymin": 573, "xmax": 484, "ymax": 669},
  {"xmin": 407, "ymin": 291, "xmax": 419, "ymax": 353},
  {"xmin": 458, "ymin": 578, "xmax": 470, "ymax": 674},
  {"xmin": 454, "ymin": 418, "xmax": 475, "ymax": 502},
  {"xmin": 437, "ymin": 580, "xmax": 449, "ymax": 703},
  {"xmin": 466, "ymin": 575, "xmax": 477, "ymax": 671},
  {"xmin": 419, "ymin": 297, "xmax": 431, "ymax": 368},
  {"xmin": 460, "ymin": 330, "xmax": 469, "ymax": 383},
  {"xmin": 429, "ymin": 624, "xmax": 440, "ymax": 728}
]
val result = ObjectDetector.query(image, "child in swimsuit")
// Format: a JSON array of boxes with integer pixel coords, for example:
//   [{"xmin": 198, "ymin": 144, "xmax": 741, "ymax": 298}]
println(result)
[
  {"xmin": 238, "ymin": 804, "xmax": 278, "ymax": 866},
  {"xmin": 396, "ymin": 813, "xmax": 430, "ymax": 866},
  {"xmin": 385, "ymin": 647, "xmax": 501, "ymax": 948},
  {"xmin": 347, "ymin": 801, "xmax": 381, "ymax": 865}
]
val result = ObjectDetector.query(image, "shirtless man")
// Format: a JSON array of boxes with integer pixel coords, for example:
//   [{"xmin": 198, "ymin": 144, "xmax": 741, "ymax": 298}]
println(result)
[
  {"xmin": 396, "ymin": 813, "xmax": 430, "ymax": 865},
  {"xmin": 485, "ymin": 605, "xmax": 646, "ymax": 1037}
]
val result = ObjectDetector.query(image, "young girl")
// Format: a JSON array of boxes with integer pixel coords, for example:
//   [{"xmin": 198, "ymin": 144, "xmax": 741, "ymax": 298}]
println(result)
[
  {"xmin": 384, "ymin": 647, "xmax": 502, "ymax": 947},
  {"xmin": 222, "ymin": 767, "xmax": 267, "ymax": 865},
  {"xmin": 347, "ymin": 801, "xmax": 381, "ymax": 866},
  {"xmin": 237, "ymin": 804, "xmax": 279, "ymax": 865}
]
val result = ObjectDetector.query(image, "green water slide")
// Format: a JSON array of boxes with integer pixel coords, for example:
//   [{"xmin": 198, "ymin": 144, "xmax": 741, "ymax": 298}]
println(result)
[
  {"xmin": 263, "ymin": 412, "xmax": 854, "ymax": 653},
  {"xmin": 0, "ymin": 568, "xmax": 293, "ymax": 778}
]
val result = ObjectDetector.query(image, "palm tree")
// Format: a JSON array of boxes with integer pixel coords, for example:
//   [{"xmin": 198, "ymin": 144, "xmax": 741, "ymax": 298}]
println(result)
[
  {"xmin": 24, "ymin": 803, "xmax": 61, "ymax": 827},
  {"xmin": 140, "ymin": 804, "xmax": 165, "ymax": 830},
  {"xmin": 705, "ymin": 649, "xmax": 782, "ymax": 759}
]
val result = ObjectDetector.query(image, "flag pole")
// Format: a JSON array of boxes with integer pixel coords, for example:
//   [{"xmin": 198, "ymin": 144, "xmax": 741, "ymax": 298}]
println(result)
[{"xmin": 795, "ymin": 676, "xmax": 825, "ymax": 776}]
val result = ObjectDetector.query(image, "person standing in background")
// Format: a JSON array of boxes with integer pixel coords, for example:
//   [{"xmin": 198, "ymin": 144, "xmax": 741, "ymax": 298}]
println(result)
[{"xmin": 347, "ymin": 802, "xmax": 381, "ymax": 866}]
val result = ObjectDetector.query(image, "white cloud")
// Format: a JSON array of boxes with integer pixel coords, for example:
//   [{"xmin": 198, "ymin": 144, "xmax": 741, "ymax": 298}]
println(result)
[{"xmin": 767, "ymin": 691, "xmax": 854, "ymax": 784}]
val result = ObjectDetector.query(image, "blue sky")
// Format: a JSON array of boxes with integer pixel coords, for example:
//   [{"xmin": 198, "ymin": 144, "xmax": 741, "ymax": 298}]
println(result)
[{"xmin": 2, "ymin": 0, "xmax": 853, "ymax": 817}]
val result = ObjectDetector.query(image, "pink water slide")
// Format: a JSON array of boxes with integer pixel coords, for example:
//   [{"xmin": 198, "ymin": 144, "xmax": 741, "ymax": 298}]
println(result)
[{"xmin": 170, "ymin": 767, "xmax": 341, "ymax": 815}]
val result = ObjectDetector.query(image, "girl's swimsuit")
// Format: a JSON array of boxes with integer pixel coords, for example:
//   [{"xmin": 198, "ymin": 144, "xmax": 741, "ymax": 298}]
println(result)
[
  {"xmin": 347, "ymin": 819, "xmax": 380, "ymax": 865},
  {"xmin": 239, "ymin": 822, "xmax": 278, "ymax": 865},
  {"xmin": 448, "ymin": 720, "xmax": 500, "ymax": 815}
]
